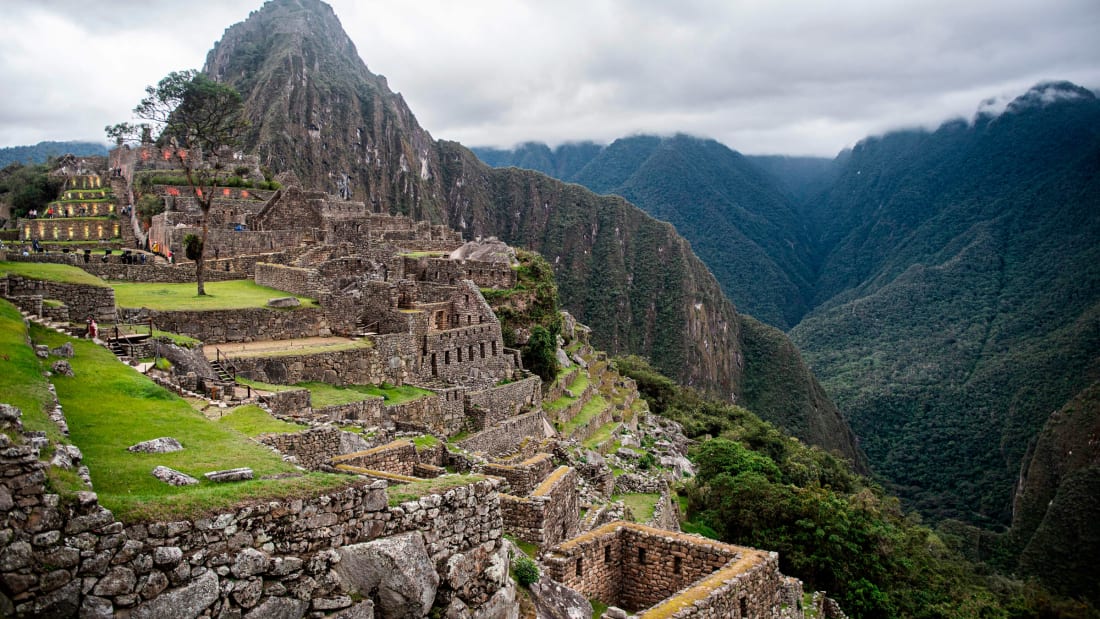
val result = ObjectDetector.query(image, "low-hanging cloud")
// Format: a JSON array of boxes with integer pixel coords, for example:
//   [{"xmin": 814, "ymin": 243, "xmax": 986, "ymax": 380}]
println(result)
[{"xmin": 1, "ymin": 0, "xmax": 1097, "ymax": 156}]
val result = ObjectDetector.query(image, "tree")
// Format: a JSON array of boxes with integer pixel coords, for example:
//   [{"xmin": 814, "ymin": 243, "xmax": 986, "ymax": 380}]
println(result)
[
  {"xmin": 106, "ymin": 70, "xmax": 247, "ymax": 295},
  {"xmin": 522, "ymin": 324, "xmax": 559, "ymax": 382}
]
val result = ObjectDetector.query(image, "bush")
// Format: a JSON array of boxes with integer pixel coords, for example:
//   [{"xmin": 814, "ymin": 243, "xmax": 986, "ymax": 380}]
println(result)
[{"xmin": 512, "ymin": 553, "xmax": 539, "ymax": 587}]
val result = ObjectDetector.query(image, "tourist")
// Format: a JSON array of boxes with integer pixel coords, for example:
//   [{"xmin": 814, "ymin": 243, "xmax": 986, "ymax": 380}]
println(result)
[{"xmin": 87, "ymin": 317, "xmax": 98, "ymax": 339}]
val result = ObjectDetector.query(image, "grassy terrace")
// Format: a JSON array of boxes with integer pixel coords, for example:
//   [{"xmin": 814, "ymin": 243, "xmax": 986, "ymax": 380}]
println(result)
[
  {"xmin": 28, "ymin": 325, "xmax": 350, "ymax": 521},
  {"xmin": 112, "ymin": 280, "xmax": 317, "ymax": 311},
  {"xmin": 559, "ymin": 394, "xmax": 609, "ymax": 437},
  {"xmin": 216, "ymin": 404, "xmax": 307, "ymax": 436},
  {"xmin": 238, "ymin": 378, "xmax": 432, "ymax": 406},
  {"xmin": 223, "ymin": 340, "xmax": 370, "ymax": 359},
  {"xmin": 385, "ymin": 474, "xmax": 485, "ymax": 506},
  {"xmin": 582, "ymin": 422, "xmax": 620, "ymax": 450},
  {"xmin": 0, "ymin": 260, "xmax": 110, "ymax": 287},
  {"xmin": 616, "ymin": 492, "xmax": 661, "ymax": 523},
  {"xmin": 0, "ymin": 302, "xmax": 58, "ymax": 442},
  {"xmin": 543, "ymin": 371, "xmax": 590, "ymax": 412}
]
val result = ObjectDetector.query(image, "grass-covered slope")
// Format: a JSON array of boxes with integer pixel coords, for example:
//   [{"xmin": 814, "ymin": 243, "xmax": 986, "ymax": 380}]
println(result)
[
  {"xmin": 112, "ymin": 280, "xmax": 317, "ymax": 310},
  {"xmin": 23, "ymin": 320, "xmax": 349, "ymax": 522}
]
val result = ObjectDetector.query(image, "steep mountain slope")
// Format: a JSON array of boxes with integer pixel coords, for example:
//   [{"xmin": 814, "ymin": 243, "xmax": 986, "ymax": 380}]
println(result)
[
  {"xmin": 476, "ymin": 135, "xmax": 819, "ymax": 329},
  {"xmin": 0, "ymin": 141, "xmax": 107, "ymax": 167},
  {"xmin": 791, "ymin": 82, "xmax": 1100, "ymax": 525},
  {"xmin": 201, "ymin": 0, "xmax": 862, "ymax": 463},
  {"xmin": 204, "ymin": 0, "xmax": 446, "ymax": 221}
]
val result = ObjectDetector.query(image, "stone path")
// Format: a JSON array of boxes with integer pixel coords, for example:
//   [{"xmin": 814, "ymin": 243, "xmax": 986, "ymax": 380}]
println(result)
[{"xmin": 205, "ymin": 336, "xmax": 359, "ymax": 359}]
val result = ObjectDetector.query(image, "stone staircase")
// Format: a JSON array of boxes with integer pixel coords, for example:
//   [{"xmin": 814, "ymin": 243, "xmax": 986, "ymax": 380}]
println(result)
[{"xmin": 210, "ymin": 359, "xmax": 235, "ymax": 383}]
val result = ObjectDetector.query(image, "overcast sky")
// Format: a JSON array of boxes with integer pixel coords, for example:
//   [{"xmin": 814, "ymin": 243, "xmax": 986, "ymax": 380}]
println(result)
[{"xmin": 1, "ymin": 0, "xmax": 1097, "ymax": 156}]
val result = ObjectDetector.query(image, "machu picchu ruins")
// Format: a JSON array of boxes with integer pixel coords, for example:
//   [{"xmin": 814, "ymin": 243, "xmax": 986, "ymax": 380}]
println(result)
[{"xmin": 0, "ymin": 140, "xmax": 839, "ymax": 619}]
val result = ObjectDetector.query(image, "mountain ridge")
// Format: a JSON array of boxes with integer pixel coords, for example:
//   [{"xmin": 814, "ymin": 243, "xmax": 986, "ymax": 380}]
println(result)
[{"xmin": 200, "ymin": 0, "xmax": 863, "ymax": 465}]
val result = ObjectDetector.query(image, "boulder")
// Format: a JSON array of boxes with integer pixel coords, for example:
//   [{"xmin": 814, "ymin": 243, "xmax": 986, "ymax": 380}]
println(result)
[
  {"xmin": 51, "ymin": 360, "xmax": 74, "ymax": 376},
  {"xmin": 449, "ymin": 237, "xmax": 516, "ymax": 264},
  {"xmin": 335, "ymin": 531, "xmax": 439, "ymax": 618},
  {"xmin": 204, "ymin": 467, "xmax": 254, "ymax": 483},
  {"xmin": 555, "ymin": 348, "xmax": 572, "ymax": 369},
  {"xmin": 129, "ymin": 437, "xmax": 183, "ymax": 454},
  {"xmin": 35, "ymin": 344, "xmax": 49, "ymax": 358},
  {"xmin": 267, "ymin": 297, "xmax": 301, "ymax": 308},
  {"xmin": 131, "ymin": 570, "xmax": 219, "ymax": 619},
  {"xmin": 51, "ymin": 342, "xmax": 74, "ymax": 358},
  {"xmin": 444, "ymin": 541, "xmax": 510, "ymax": 605},
  {"xmin": 528, "ymin": 573, "xmax": 592, "ymax": 619},
  {"xmin": 151, "ymin": 466, "xmax": 198, "ymax": 486}
]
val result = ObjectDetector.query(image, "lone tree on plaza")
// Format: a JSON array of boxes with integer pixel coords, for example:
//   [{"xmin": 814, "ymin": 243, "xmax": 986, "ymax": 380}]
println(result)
[{"xmin": 107, "ymin": 70, "xmax": 247, "ymax": 295}]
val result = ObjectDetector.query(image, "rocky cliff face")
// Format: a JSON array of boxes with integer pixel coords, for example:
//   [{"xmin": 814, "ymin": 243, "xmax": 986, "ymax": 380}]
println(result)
[
  {"xmin": 204, "ymin": 0, "xmax": 446, "ymax": 221},
  {"xmin": 203, "ymin": 0, "xmax": 861, "ymax": 463}
]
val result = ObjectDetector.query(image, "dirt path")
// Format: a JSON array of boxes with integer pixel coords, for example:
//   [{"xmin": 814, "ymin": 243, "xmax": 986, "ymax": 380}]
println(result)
[{"xmin": 203, "ymin": 336, "xmax": 359, "ymax": 359}]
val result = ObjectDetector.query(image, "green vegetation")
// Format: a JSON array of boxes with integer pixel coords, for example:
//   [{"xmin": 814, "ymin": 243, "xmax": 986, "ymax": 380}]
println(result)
[
  {"xmin": 0, "ymin": 302, "xmax": 57, "ymax": 441},
  {"xmin": 559, "ymin": 395, "xmax": 608, "ymax": 437},
  {"xmin": 29, "ymin": 325, "xmax": 348, "ymax": 521},
  {"xmin": 0, "ymin": 261, "xmax": 110, "ymax": 287},
  {"xmin": 238, "ymin": 378, "xmax": 431, "ymax": 406},
  {"xmin": 412, "ymin": 434, "xmax": 440, "ymax": 451},
  {"xmin": 582, "ymin": 422, "xmax": 618, "ymax": 449},
  {"xmin": 0, "ymin": 141, "xmax": 107, "ymax": 168},
  {"xmin": 511, "ymin": 552, "xmax": 540, "ymax": 587},
  {"xmin": 216, "ymin": 404, "xmax": 306, "ymax": 436},
  {"xmin": 522, "ymin": 324, "xmax": 559, "ymax": 382},
  {"xmin": 615, "ymin": 493, "xmax": 659, "ymax": 523},
  {"xmin": 590, "ymin": 599, "xmax": 609, "ymax": 619},
  {"xmin": 504, "ymin": 534, "xmax": 538, "ymax": 559},
  {"xmin": 481, "ymin": 250, "xmax": 561, "ymax": 348},
  {"xmin": 132, "ymin": 172, "xmax": 280, "ymax": 191},
  {"xmin": 111, "ymin": 279, "xmax": 317, "ymax": 310},
  {"xmin": 619, "ymin": 355, "xmax": 1084, "ymax": 619},
  {"xmin": 0, "ymin": 161, "xmax": 64, "ymax": 218}
]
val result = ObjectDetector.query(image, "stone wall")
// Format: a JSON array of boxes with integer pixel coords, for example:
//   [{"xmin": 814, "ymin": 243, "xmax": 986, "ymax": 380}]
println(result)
[
  {"xmin": 256, "ymin": 426, "xmax": 343, "ymax": 470},
  {"xmin": 19, "ymin": 217, "xmax": 120, "ymax": 242},
  {"xmin": 0, "ymin": 411, "xmax": 508, "ymax": 618},
  {"xmin": 229, "ymin": 345, "xmax": 390, "ymax": 387},
  {"xmin": 81, "ymin": 263, "xmax": 247, "ymax": 283},
  {"xmin": 387, "ymin": 393, "xmax": 460, "ymax": 437},
  {"xmin": 544, "ymin": 522, "xmax": 796, "ymax": 618},
  {"xmin": 465, "ymin": 376, "xmax": 543, "ymax": 428},
  {"xmin": 482, "ymin": 453, "xmax": 555, "ymax": 496},
  {"xmin": 254, "ymin": 263, "xmax": 324, "ymax": 298},
  {"xmin": 332, "ymin": 440, "xmax": 418, "ymax": 477},
  {"xmin": 258, "ymin": 389, "xmax": 311, "ymax": 417},
  {"xmin": 404, "ymin": 257, "xmax": 517, "ymax": 290},
  {"xmin": 2, "ymin": 275, "xmax": 116, "ymax": 322},
  {"xmin": 458, "ymin": 411, "xmax": 549, "ymax": 457},
  {"xmin": 119, "ymin": 307, "xmax": 333, "ymax": 345},
  {"xmin": 313, "ymin": 399, "xmax": 385, "ymax": 426},
  {"xmin": 499, "ymin": 466, "xmax": 579, "ymax": 549}
]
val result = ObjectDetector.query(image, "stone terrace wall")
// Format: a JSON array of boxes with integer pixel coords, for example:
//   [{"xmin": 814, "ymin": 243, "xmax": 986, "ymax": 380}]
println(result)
[
  {"xmin": 0, "ymin": 413, "xmax": 507, "ymax": 619},
  {"xmin": 458, "ymin": 411, "xmax": 548, "ymax": 457},
  {"xmin": 482, "ymin": 453, "xmax": 555, "ymax": 496},
  {"xmin": 2, "ymin": 275, "xmax": 116, "ymax": 322},
  {"xmin": 387, "ymin": 393, "xmax": 459, "ymax": 436},
  {"xmin": 544, "ymin": 522, "xmax": 793, "ymax": 617},
  {"xmin": 498, "ymin": 466, "xmax": 579, "ymax": 548},
  {"xmin": 82, "ymin": 263, "xmax": 246, "ymax": 283},
  {"xmin": 120, "ymin": 307, "xmax": 332, "ymax": 345},
  {"xmin": 229, "ymin": 345, "xmax": 391, "ymax": 387},
  {"xmin": 314, "ymin": 398, "xmax": 384, "ymax": 426},
  {"xmin": 254, "ymin": 263, "xmax": 324, "ymax": 298},
  {"xmin": 256, "ymin": 426, "xmax": 342, "ymax": 470},
  {"xmin": 465, "ymin": 376, "xmax": 542, "ymax": 428},
  {"xmin": 332, "ymin": 440, "xmax": 418, "ymax": 477},
  {"xmin": 258, "ymin": 389, "xmax": 311, "ymax": 416}
]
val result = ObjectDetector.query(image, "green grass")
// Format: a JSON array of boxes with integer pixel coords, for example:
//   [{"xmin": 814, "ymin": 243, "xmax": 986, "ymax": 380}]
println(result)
[
  {"xmin": 568, "ymin": 371, "xmax": 590, "ymax": 393},
  {"xmin": 582, "ymin": 422, "xmax": 620, "ymax": 450},
  {"xmin": 240, "ymin": 380, "xmax": 433, "ymax": 407},
  {"xmin": 560, "ymin": 394, "xmax": 609, "ymax": 436},
  {"xmin": 0, "ymin": 261, "xmax": 110, "ymax": 287},
  {"xmin": 0, "ymin": 303, "xmax": 57, "ymax": 442},
  {"xmin": 590, "ymin": 599, "xmax": 609, "ymax": 619},
  {"xmin": 399, "ymin": 251, "xmax": 447, "ymax": 258},
  {"xmin": 386, "ymin": 474, "xmax": 484, "ymax": 506},
  {"xmin": 504, "ymin": 534, "xmax": 539, "ymax": 558},
  {"xmin": 412, "ymin": 434, "xmax": 440, "ymax": 451},
  {"xmin": 30, "ymin": 326, "xmax": 349, "ymax": 521},
  {"xmin": 216, "ymin": 404, "xmax": 306, "ymax": 437},
  {"xmin": 111, "ymin": 280, "xmax": 317, "ymax": 311},
  {"xmin": 615, "ymin": 493, "xmax": 660, "ymax": 523}
]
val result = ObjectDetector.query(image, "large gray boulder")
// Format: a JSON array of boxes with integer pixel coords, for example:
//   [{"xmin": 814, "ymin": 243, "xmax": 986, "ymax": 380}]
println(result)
[
  {"xmin": 528, "ymin": 573, "xmax": 592, "ymax": 619},
  {"xmin": 151, "ymin": 466, "xmax": 198, "ymax": 486},
  {"xmin": 243, "ymin": 596, "xmax": 309, "ymax": 619},
  {"xmin": 334, "ymin": 532, "xmax": 439, "ymax": 618},
  {"xmin": 130, "ymin": 569, "xmax": 219, "ymax": 619},
  {"xmin": 129, "ymin": 437, "xmax": 183, "ymax": 454}
]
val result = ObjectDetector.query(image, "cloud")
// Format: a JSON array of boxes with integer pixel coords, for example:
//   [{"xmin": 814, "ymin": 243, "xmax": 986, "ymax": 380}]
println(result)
[{"xmin": 1, "ymin": 0, "xmax": 1098, "ymax": 156}]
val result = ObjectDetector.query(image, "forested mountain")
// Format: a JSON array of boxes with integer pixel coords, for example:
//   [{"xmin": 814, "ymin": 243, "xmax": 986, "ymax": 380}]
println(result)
[
  {"xmin": 474, "ymin": 135, "xmax": 820, "ymax": 329},
  {"xmin": 0, "ymin": 141, "xmax": 107, "ymax": 167},
  {"xmin": 476, "ymin": 83, "xmax": 1100, "ymax": 600},
  {"xmin": 199, "ymin": 0, "xmax": 863, "ymax": 464}
]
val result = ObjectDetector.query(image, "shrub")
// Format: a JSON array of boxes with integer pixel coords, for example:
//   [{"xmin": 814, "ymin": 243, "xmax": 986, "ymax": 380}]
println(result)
[{"xmin": 512, "ymin": 553, "xmax": 539, "ymax": 587}]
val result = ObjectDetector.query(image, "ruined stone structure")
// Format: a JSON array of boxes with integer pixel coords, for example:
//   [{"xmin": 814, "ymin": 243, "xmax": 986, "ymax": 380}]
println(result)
[{"xmin": 545, "ymin": 522, "xmax": 803, "ymax": 618}]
